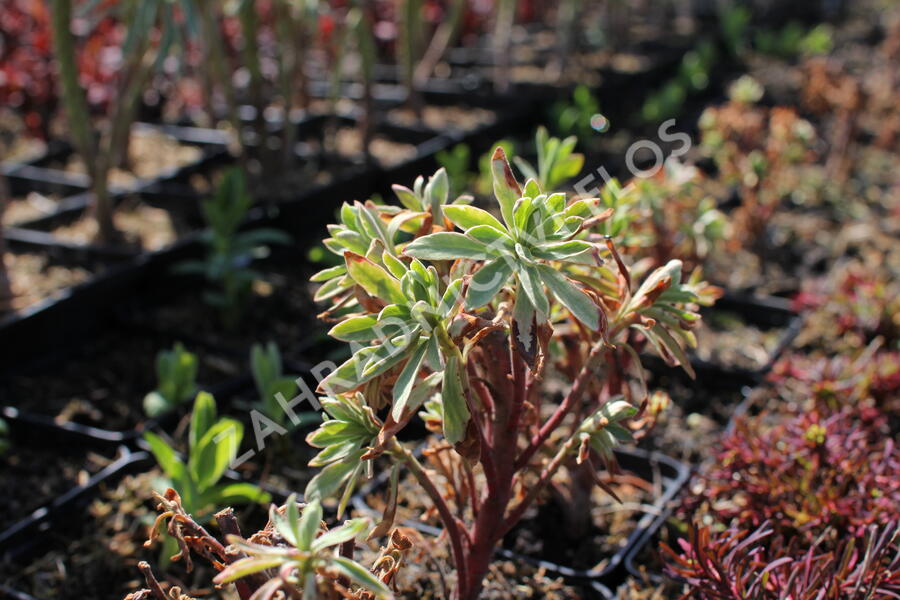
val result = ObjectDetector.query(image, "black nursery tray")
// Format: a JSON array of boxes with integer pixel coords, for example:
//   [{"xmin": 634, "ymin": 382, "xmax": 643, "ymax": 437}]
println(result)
[
  {"xmin": 0, "ymin": 414, "xmax": 128, "ymax": 543},
  {"xmin": 589, "ymin": 582, "xmax": 615, "ymax": 600},
  {"xmin": 0, "ymin": 321, "xmax": 250, "ymax": 445},
  {"xmin": 0, "ymin": 444, "xmax": 137, "ymax": 564},
  {"xmin": 352, "ymin": 446, "xmax": 690, "ymax": 590},
  {"xmin": 0, "ymin": 451, "xmax": 260, "ymax": 600},
  {"xmin": 0, "ymin": 78, "xmax": 537, "ymax": 373},
  {"xmin": 0, "ymin": 233, "xmax": 207, "ymax": 371},
  {"xmin": 5, "ymin": 124, "xmax": 230, "ymax": 259},
  {"xmin": 501, "ymin": 448, "xmax": 690, "ymax": 588}
]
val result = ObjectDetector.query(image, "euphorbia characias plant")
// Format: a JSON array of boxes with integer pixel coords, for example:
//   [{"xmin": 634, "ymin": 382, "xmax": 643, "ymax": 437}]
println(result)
[{"xmin": 304, "ymin": 142, "xmax": 716, "ymax": 599}]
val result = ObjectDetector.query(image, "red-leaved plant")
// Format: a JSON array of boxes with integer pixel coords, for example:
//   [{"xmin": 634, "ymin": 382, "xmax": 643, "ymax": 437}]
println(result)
[
  {"xmin": 682, "ymin": 405, "xmax": 900, "ymax": 545},
  {"xmin": 663, "ymin": 520, "xmax": 900, "ymax": 599}
]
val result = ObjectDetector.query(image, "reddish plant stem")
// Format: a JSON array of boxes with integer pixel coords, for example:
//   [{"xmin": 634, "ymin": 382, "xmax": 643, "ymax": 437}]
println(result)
[
  {"xmin": 137, "ymin": 562, "xmax": 168, "ymax": 600},
  {"xmin": 462, "ymin": 460, "xmax": 479, "ymax": 518},
  {"xmin": 506, "ymin": 330, "xmax": 527, "ymax": 438},
  {"xmin": 215, "ymin": 508, "xmax": 256, "ymax": 600},
  {"xmin": 390, "ymin": 438, "xmax": 469, "ymax": 595},
  {"xmin": 514, "ymin": 340, "xmax": 607, "ymax": 471},
  {"xmin": 457, "ymin": 334, "xmax": 525, "ymax": 600},
  {"xmin": 466, "ymin": 363, "xmax": 497, "ymax": 489}
]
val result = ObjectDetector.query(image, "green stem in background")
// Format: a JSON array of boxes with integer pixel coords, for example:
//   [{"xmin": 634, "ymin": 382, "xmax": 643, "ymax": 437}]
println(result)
[
  {"xmin": 352, "ymin": 1, "xmax": 377, "ymax": 166},
  {"xmin": 399, "ymin": 0, "xmax": 423, "ymax": 120},
  {"xmin": 0, "ymin": 174, "xmax": 12, "ymax": 311},
  {"xmin": 107, "ymin": 36, "xmax": 155, "ymax": 173},
  {"xmin": 50, "ymin": 0, "xmax": 119, "ymax": 243},
  {"xmin": 413, "ymin": 0, "xmax": 465, "ymax": 90},
  {"xmin": 492, "ymin": 0, "xmax": 516, "ymax": 94},
  {"xmin": 50, "ymin": 0, "xmax": 96, "ymax": 164},
  {"xmin": 274, "ymin": 0, "xmax": 300, "ymax": 169},
  {"xmin": 198, "ymin": 0, "xmax": 243, "ymax": 157},
  {"xmin": 550, "ymin": 0, "xmax": 579, "ymax": 81},
  {"xmin": 325, "ymin": 11, "xmax": 349, "ymax": 157},
  {"xmin": 237, "ymin": 0, "xmax": 265, "ymax": 161}
]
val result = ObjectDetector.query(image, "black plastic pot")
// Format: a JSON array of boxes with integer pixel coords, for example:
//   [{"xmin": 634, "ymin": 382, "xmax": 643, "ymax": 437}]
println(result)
[
  {"xmin": 0, "ymin": 410, "xmax": 132, "ymax": 553},
  {"xmin": 621, "ymin": 386, "xmax": 761, "ymax": 588},
  {"xmin": 504, "ymin": 448, "xmax": 690, "ymax": 588},
  {"xmin": 3, "ymin": 164, "xmax": 89, "ymax": 198},
  {"xmin": 620, "ymin": 489, "xmax": 683, "ymax": 589},
  {"xmin": 0, "ymin": 74, "xmax": 538, "ymax": 367},
  {"xmin": 352, "ymin": 446, "xmax": 690, "ymax": 590},
  {"xmin": 699, "ymin": 292, "xmax": 803, "ymax": 377},
  {"xmin": 0, "ymin": 234, "xmax": 206, "ymax": 371}
]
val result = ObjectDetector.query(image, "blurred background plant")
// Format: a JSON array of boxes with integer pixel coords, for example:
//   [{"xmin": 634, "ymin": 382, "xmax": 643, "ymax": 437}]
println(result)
[
  {"xmin": 174, "ymin": 168, "xmax": 290, "ymax": 328},
  {"xmin": 142, "ymin": 342, "xmax": 199, "ymax": 418}
]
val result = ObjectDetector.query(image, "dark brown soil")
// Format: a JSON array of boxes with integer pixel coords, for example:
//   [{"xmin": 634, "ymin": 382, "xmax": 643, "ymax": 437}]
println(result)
[
  {"xmin": 358, "ymin": 439, "xmax": 659, "ymax": 577},
  {"xmin": 127, "ymin": 261, "xmax": 332, "ymax": 367},
  {"xmin": 703, "ymin": 247, "xmax": 801, "ymax": 296},
  {"xmin": 182, "ymin": 147, "xmax": 355, "ymax": 202},
  {"xmin": 1, "ymin": 329, "xmax": 241, "ymax": 432},
  {"xmin": 0, "ymin": 445, "xmax": 116, "ymax": 533},
  {"xmin": 638, "ymin": 359, "xmax": 747, "ymax": 466},
  {"xmin": 502, "ymin": 466, "xmax": 658, "ymax": 573}
]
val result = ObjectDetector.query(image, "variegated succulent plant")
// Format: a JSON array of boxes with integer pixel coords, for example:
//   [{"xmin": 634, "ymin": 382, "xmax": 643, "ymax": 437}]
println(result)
[{"xmin": 304, "ymin": 137, "xmax": 718, "ymax": 599}]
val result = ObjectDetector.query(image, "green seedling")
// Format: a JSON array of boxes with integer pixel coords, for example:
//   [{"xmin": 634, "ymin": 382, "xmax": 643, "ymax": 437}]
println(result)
[
  {"xmin": 175, "ymin": 169, "xmax": 290, "ymax": 328},
  {"xmin": 143, "ymin": 343, "xmax": 199, "ymax": 418},
  {"xmin": 250, "ymin": 342, "xmax": 318, "ymax": 429},
  {"xmin": 513, "ymin": 126, "xmax": 584, "ymax": 192}
]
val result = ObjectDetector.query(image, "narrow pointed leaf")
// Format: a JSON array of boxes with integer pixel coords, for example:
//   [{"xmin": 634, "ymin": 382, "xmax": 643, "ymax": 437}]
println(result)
[
  {"xmin": 391, "ymin": 340, "xmax": 430, "ymax": 420},
  {"xmin": 311, "ymin": 518, "xmax": 369, "ymax": 553},
  {"xmin": 331, "ymin": 556, "xmax": 394, "ymax": 598},
  {"xmin": 441, "ymin": 355, "xmax": 469, "ymax": 444},
  {"xmin": 491, "ymin": 146, "xmax": 521, "ymax": 228},
  {"xmin": 442, "ymin": 204, "xmax": 505, "ymax": 232},
  {"xmin": 466, "ymin": 258, "xmax": 513, "ymax": 309},
  {"xmin": 404, "ymin": 232, "xmax": 489, "ymax": 261},
  {"xmin": 344, "ymin": 252, "xmax": 406, "ymax": 305},
  {"xmin": 537, "ymin": 265, "xmax": 600, "ymax": 330},
  {"xmin": 297, "ymin": 498, "xmax": 322, "ymax": 551}
]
